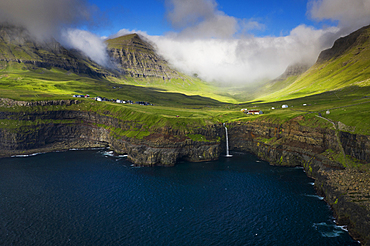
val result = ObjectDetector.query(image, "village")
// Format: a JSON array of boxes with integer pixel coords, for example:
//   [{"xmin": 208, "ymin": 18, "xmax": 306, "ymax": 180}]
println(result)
[
  {"xmin": 241, "ymin": 104, "xmax": 289, "ymax": 115},
  {"xmin": 72, "ymin": 94, "xmax": 154, "ymax": 106}
]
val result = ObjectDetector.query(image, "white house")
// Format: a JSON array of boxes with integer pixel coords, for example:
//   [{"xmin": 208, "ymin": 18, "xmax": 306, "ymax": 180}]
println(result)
[
  {"xmin": 116, "ymin": 99, "xmax": 122, "ymax": 103},
  {"xmin": 96, "ymin": 97, "xmax": 102, "ymax": 102},
  {"xmin": 282, "ymin": 104, "xmax": 288, "ymax": 108}
]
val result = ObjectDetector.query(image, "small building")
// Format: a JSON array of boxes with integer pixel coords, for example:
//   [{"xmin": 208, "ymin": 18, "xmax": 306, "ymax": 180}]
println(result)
[
  {"xmin": 271, "ymin": 107, "xmax": 275, "ymax": 110},
  {"xmin": 303, "ymin": 104, "xmax": 307, "ymax": 106},
  {"xmin": 240, "ymin": 108, "xmax": 248, "ymax": 112},
  {"xmin": 282, "ymin": 104, "xmax": 288, "ymax": 108},
  {"xmin": 326, "ymin": 110, "xmax": 330, "ymax": 115},
  {"xmin": 116, "ymin": 99, "xmax": 122, "ymax": 103},
  {"xmin": 96, "ymin": 97, "xmax": 102, "ymax": 102},
  {"xmin": 246, "ymin": 110, "xmax": 263, "ymax": 115}
]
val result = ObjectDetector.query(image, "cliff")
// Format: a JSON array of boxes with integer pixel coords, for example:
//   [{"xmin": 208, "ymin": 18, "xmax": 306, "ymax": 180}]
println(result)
[
  {"xmin": 0, "ymin": 100, "xmax": 369, "ymax": 244},
  {"xmin": 1, "ymin": 19, "xmax": 369, "ymax": 244},
  {"xmin": 0, "ymin": 102, "xmax": 222, "ymax": 166},
  {"xmin": 227, "ymin": 119, "xmax": 370, "ymax": 245},
  {"xmin": 106, "ymin": 34, "xmax": 182, "ymax": 80}
]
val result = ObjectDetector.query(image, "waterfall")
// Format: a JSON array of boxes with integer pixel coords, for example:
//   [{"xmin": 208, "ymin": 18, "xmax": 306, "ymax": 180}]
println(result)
[{"xmin": 223, "ymin": 123, "xmax": 233, "ymax": 157}]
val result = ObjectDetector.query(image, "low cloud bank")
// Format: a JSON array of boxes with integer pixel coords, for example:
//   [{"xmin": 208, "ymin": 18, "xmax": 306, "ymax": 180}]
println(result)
[
  {"xmin": 149, "ymin": 25, "xmax": 339, "ymax": 84},
  {"xmin": 0, "ymin": 0, "xmax": 111, "ymax": 67},
  {"xmin": 0, "ymin": 0, "xmax": 95, "ymax": 40},
  {"xmin": 60, "ymin": 29, "xmax": 111, "ymax": 67},
  {"xmin": 309, "ymin": 0, "xmax": 370, "ymax": 32},
  {"xmin": 136, "ymin": 0, "xmax": 370, "ymax": 84},
  {"xmin": 2, "ymin": 0, "xmax": 370, "ymax": 84}
]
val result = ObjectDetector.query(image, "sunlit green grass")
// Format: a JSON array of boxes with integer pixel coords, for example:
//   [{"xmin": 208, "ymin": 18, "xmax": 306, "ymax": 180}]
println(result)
[{"xmin": 255, "ymin": 27, "xmax": 370, "ymax": 102}]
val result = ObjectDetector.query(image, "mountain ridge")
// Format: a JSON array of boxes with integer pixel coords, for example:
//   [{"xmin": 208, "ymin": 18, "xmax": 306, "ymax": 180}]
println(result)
[
  {"xmin": 106, "ymin": 33, "xmax": 182, "ymax": 80},
  {"xmin": 0, "ymin": 24, "xmax": 117, "ymax": 78},
  {"xmin": 255, "ymin": 24, "xmax": 370, "ymax": 102}
]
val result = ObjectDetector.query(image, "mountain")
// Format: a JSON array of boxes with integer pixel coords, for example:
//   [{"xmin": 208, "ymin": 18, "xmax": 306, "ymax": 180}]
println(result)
[
  {"xmin": 0, "ymin": 24, "xmax": 116, "ymax": 78},
  {"xmin": 273, "ymin": 63, "xmax": 311, "ymax": 82},
  {"xmin": 106, "ymin": 33, "xmax": 182, "ymax": 80},
  {"xmin": 317, "ymin": 25, "xmax": 370, "ymax": 63},
  {"xmin": 256, "ymin": 24, "xmax": 370, "ymax": 102}
]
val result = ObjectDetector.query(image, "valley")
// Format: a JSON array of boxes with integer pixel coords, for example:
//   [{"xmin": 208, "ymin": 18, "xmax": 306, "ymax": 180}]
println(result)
[{"xmin": 1, "ymin": 23, "xmax": 370, "ymax": 244}]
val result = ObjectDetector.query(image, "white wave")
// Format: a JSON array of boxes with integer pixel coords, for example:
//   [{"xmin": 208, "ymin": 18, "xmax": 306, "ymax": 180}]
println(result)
[
  {"xmin": 11, "ymin": 152, "xmax": 44, "ymax": 158},
  {"xmin": 102, "ymin": 151, "xmax": 115, "ymax": 156},
  {"xmin": 295, "ymin": 166, "xmax": 304, "ymax": 169},
  {"xmin": 312, "ymin": 222, "xmax": 347, "ymax": 238},
  {"xmin": 305, "ymin": 194, "xmax": 324, "ymax": 200},
  {"xmin": 336, "ymin": 225, "xmax": 348, "ymax": 232}
]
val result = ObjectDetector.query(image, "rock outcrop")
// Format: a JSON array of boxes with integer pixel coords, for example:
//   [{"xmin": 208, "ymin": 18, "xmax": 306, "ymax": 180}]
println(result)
[
  {"xmin": 0, "ymin": 109, "xmax": 222, "ymax": 166},
  {"xmin": 106, "ymin": 33, "xmax": 182, "ymax": 80},
  {"xmin": 1, "ymin": 104, "xmax": 370, "ymax": 244},
  {"xmin": 274, "ymin": 63, "xmax": 311, "ymax": 81}
]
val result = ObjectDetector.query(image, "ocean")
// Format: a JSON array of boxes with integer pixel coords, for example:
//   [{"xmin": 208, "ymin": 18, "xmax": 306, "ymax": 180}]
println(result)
[{"xmin": 0, "ymin": 150, "xmax": 359, "ymax": 245}]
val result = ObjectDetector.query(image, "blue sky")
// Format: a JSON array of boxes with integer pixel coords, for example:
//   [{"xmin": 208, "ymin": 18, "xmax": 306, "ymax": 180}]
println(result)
[
  {"xmin": 80, "ymin": 0, "xmax": 369, "ymax": 84},
  {"xmin": 88, "ymin": 0, "xmax": 334, "ymax": 37},
  {"xmin": 2, "ymin": 0, "xmax": 367, "ymax": 84}
]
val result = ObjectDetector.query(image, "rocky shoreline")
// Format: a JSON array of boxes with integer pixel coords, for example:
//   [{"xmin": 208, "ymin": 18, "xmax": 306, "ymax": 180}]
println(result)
[{"xmin": 0, "ymin": 105, "xmax": 369, "ymax": 245}]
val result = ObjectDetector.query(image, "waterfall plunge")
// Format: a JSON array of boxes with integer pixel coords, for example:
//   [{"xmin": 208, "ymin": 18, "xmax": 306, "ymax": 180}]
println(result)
[{"xmin": 223, "ymin": 123, "xmax": 233, "ymax": 157}]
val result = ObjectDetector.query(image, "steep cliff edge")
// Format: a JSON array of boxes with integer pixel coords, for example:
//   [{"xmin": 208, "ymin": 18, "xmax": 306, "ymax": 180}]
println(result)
[
  {"xmin": 227, "ymin": 118, "xmax": 370, "ymax": 245},
  {"xmin": 0, "ymin": 101, "xmax": 369, "ymax": 244},
  {"xmin": 0, "ymin": 102, "xmax": 222, "ymax": 166}
]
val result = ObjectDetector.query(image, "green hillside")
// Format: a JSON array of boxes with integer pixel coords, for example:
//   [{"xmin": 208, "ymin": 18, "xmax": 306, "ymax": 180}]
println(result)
[
  {"xmin": 256, "ymin": 24, "xmax": 370, "ymax": 102},
  {"xmin": 0, "ymin": 25, "xmax": 115, "ymax": 78},
  {"xmin": 105, "ymin": 33, "xmax": 237, "ymax": 103},
  {"xmin": 1, "ymin": 24, "xmax": 370, "ymax": 137}
]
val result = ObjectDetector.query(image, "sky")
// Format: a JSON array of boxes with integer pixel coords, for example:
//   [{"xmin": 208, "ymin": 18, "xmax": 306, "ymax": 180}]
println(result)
[
  {"xmin": 88, "ymin": 0, "xmax": 331, "ymax": 37},
  {"xmin": 1, "ymin": 0, "xmax": 370, "ymax": 84}
]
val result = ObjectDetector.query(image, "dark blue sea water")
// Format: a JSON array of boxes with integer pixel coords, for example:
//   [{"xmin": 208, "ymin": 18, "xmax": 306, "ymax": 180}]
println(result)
[{"xmin": 0, "ymin": 150, "xmax": 359, "ymax": 246}]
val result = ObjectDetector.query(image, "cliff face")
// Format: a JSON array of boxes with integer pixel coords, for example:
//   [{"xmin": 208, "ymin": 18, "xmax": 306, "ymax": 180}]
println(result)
[
  {"xmin": 274, "ymin": 63, "xmax": 311, "ymax": 81},
  {"xmin": 1, "ymin": 103, "xmax": 370, "ymax": 244},
  {"xmin": 226, "ymin": 119, "xmax": 370, "ymax": 245},
  {"xmin": 0, "ymin": 109, "xmax": 222, "ymax": 166},
  {"xmin": 106, "ymin": 34, "xmax": 181, "ymax": 80}
]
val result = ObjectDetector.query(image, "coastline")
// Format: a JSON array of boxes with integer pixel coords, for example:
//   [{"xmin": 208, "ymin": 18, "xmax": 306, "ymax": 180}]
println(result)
[{"xmin": 0, "ymin": 104, "xmax": 369, "ymax": 244}]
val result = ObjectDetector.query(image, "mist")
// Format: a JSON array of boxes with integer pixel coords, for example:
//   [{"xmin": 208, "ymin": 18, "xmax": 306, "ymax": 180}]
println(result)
[
  {"xmin": 0, "ymin": 0, "xmax": 111, "ymax": 67},
  {"xmin": 1, "ymin": 0, "xmax": 370, "ymax": 84},
  {"xmin": 148, "ymin": 25, "xmax": 339, "ymax": 84},
  {"xmin": 60, "ymin": 29, "xmax": 111, "ymax": 67},
  {"xmin": 143, "ymin": 0, "xmax": 370, "ymax": 84}
]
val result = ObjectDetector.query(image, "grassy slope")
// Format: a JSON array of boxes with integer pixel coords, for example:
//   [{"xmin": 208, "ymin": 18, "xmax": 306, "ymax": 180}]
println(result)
[
  {"xmin": 106, "ymin": 34, "xmax": 238, "ymax": 103},
  {"xmin": 1, "ymin": 27, "xmax": 370, "ymax": 155},
  {"xmin": 256, "ymin": 26, "xmax": 370, "ymax": 102}
]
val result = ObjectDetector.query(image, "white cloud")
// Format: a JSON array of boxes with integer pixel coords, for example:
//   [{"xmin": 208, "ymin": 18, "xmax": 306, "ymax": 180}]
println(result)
[
  {"xmin": 0, "ymin": 0, "xmax": 96, "ymax": 41},
  {"xmin": 61, "ymin": 28, "xmax": 111, "ymax": 67},
  {"xmin": 308, "ymin": 0, "xmax": 370, "ymax": 31},
  {"xmin": 146, "ymin": 25, "xmax": 339, "ymax": 84}
]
